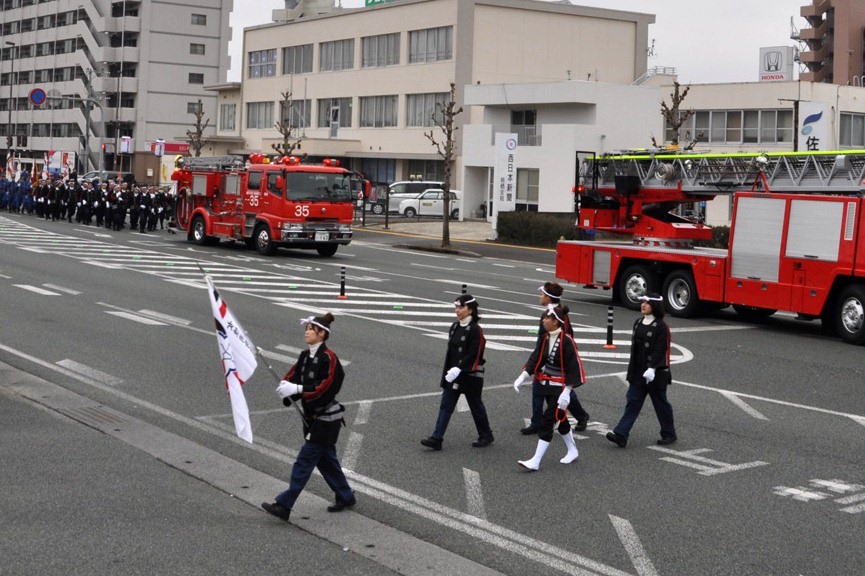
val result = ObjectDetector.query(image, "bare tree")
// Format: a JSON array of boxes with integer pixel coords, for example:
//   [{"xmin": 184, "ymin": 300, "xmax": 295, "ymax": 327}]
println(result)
[
  {"xmin": 652, "ymin": 81, "xmax": 695, "ymax": 149},
  {"xmin": 186, "ymin": 99, "xmax": 210, "ymax": 157},
  {"xmin": 425, "ymin": 83, "xmax": 462, "ymax": 248},
  {"xmin": 273, "ymin": 90, "xmax": 304, "ymax": 156}
]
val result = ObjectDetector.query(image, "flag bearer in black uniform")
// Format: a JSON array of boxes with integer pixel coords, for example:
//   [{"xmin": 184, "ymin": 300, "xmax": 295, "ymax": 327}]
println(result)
[
  {"xmin": 420, "ymin": 294, "xmax": 494, "ymax": 451},
  {"xmin": 261, "ymin": 313, "xmax": 355, "ymax": 522},
  {"xmin": 517, "ymin": 305, "xmax": 585, "ymax": 471}
]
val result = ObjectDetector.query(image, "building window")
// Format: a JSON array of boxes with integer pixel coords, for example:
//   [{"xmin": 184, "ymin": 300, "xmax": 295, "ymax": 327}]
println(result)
[
  {"xmin": 406, "ymin": 93, "xmax": 447, "ymax": 127},
  {"xmin": 248, "ymin": 49, "xmax": 277, "ymax": 78},
  {"xmin": 188, "ymin": 72, "xmax": 204, "ymax": 84},
  {"xmin": 511, "ymin": 109, "xmax": 538, "ymax": 145},
  {"xmin": 279, "ymin": 99, "xmax": 311, "ymax": 130},
  {"xmin": 317, "ymin": 97, "xmax": 352, "ymax": 128},
  {"xmin": 515, "ymin": 168, "xmax": 539, "ymax": 211},
  {"xmin": 840, "ymin": 113, "xmax": 865, "ymax": 148},
  {"xmin": 408, "ymin": 26, "xmax": 453, "ymax": 63},
  {"xmin": 362, "ymin": 33, "xmax": 399, "ymax": 68},
  {"xmin": 407, "ymin": 160, "xmax": 444, "ymax": 182},
  {"xmin": 187, "ymin": 102, "xmax": 201, "ymax": 114},
  {"xmin": 320, "ymin": 39, "xmax": 354, "ymax": 71},
  {"xmin": 247, "ymin": 101, "xmax": 274, "ymax": 129},
  {"xmin": 360, "ymin": 95, "xmax": 397, "ymax": 127},
  {"xmin": 667, "ymin": 109, "xmax": 794, "ymax": 145},
  {"xmin": 220, "ymin": 103, "xmax": 236, "ymax": 131},
  {"xmin": 283, "ymin": 44, "xmax": 313, "ymax": 74},
  {"xmin": 190, "ymin": 43, "xmax": 205, "ymax": 56},
  {"xmin": 191, "ymin": 13, "xmax": 207, "ymax": 25}
]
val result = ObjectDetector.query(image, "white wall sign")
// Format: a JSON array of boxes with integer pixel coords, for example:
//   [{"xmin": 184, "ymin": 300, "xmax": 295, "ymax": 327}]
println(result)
[
  {"xmin": 797, "ymin": 101, "xmax": 830, "ymax": 152},
  {"xmin": 759, "ymin": 46, "xmax": 794, "ymax": 82},
  {"xmin": 492, "ymin": 132, "xmax": 518, "ymax": 234}
]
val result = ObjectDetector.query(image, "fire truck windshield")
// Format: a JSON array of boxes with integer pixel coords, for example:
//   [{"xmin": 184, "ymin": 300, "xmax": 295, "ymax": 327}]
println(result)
[{"xmin": 285, "ymin": 173, "xmax": 355, "ymax": 202}]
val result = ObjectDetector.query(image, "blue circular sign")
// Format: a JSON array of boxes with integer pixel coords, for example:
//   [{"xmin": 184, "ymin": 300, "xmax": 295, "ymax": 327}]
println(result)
[{"xmin": 29, "ymin": 88, "xmax": 47, "ymax": 106}]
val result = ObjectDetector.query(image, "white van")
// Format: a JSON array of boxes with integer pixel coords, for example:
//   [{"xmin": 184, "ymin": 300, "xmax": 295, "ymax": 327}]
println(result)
[
  {"xmin": 386, "ymin": 180, "xmax": 443, "ymax": 212},
  {"xmin": 398, "ymin": 189, "xmax": 463, "ymax": 219}
]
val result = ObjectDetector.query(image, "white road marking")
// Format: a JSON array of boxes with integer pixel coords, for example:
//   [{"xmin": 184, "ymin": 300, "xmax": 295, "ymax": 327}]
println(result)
[
  {"xmin": 609, "ymin": 515, "xmax": 660, "ymax": 576},
  {"xmin": 354, "ymin": 401, "xmax": 372, "ymax": 425},
  {"xmin": 56, "ymin": 359, "xmax": 124, "ymax": 387},
  {"xmin": 42, "ymin": 284, "xmax": 81, "ymax": 295},
  {"xmin": 137, "ymin": 310, "xmax": 192, "ymax": 325},
  {"xmin": 14, "ymin": 284, "xmax": 60, "ymax": 296},
  {"xmin": 463, "ymin": 468, "xmax": 487, "ymax": 520},
  {"xmin": 105, "ymin": 310, "xmax": 167, "ymax": 325},
  {"xmin": 456, "ymin": 395, "xmax": 469, "ymax": 412},
  {"xmin": 719, "ymin": 390, "xmax": 769, "ymax": 420},
  {"xmin": 340, "ymin": 430, "xmax": 363, "ymax": 471},
  {"xmin": 649, "ymin": 446, "xmax": 769, "ymax": 476}
]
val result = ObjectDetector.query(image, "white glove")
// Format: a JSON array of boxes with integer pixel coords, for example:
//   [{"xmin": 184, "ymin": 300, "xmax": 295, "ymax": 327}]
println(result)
[
  {"xmin": 276, "ymin": 380, "xmax": 302, "ymax": 398},
  {"xmin": 643, "ymin": 368, "xmax": 656, "ymax": 383},
  {"xmin": 445, "ymin": 367, "xmax": 461, "ymax": 383},
  {"xmin": 557, "ymin": 388, "xmax": 571, "ymax": 410},
  {"xmin": 513, "ymin": 371, "xmax": 529, "ymax": 392}
]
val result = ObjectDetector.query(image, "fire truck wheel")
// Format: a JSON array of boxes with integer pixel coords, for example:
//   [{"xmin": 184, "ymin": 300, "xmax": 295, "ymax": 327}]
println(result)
[
  {"xmin": 316, "ymin": 244, "xmax": 338, "ymax": 257},
  {"xmin": 254, "ymin": 224, "xmax": 276, "ymax": 255},
  {"xmin": 191, "ymin": 216, "xmax": 209, "ymax": 246},
  {"xmin": 618, "ymin": 264, "xmax": 655, "ymax": 310},
  {"xmin": 835, "ymin": 285, "xmax": 865, "ymax": 344},
  {"xmin": 663, "ymin": 270, "xmax": 700, "ymax": 318}
]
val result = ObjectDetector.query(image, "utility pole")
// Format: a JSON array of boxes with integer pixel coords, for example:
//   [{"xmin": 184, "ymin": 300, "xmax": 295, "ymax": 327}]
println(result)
[{"xmin": 5, "ymin": 41, "xmax": 16, "ymax": 176}]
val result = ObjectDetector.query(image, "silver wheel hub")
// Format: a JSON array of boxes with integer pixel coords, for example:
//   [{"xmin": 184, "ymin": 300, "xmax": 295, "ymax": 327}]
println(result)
[{"xmin": 841, "ymin": 298, "xmax": 865, "ymax": 333}]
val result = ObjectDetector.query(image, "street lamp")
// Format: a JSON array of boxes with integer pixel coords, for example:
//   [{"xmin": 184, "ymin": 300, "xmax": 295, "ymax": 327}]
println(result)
[{"xmin": 5, "ymin": 41, "xmax": 16, "ymax": 175}]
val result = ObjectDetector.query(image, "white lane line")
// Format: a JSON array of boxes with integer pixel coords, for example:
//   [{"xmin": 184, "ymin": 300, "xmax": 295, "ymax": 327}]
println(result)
[
  {"xmin": 340, "ymin": 430, "xmax": 363, "ymax": 471},
  {"xmin": 457, "ymin": 395, "xmax": 469, "ymax": 412},
  {"xmin": 56, "ymin": 359, "xmax": 124, "ymax": 387},
  {"xmin": 42, "ymin": 284, "xmax": 82, "ymax": 295},
  {"xmin": 274, "ymin": 343, "xmax": 352, "ymax": 367},
  {"xmin": 463, "ymin": 468, "xmax": 487, "ymax": 520},
  {"xmin": 719, "ymin": 391, "xmax": 769, "ymax": 420},
  {"xmin": 105, "ymin": 311, "xmax": 168, "ymax": 325},
  {"xmin": 850, "ymin": 415, "xmax": 865, "ymax": 427},
  {"xmin": 258, "ymin": 348, "xmax": 296, "ymax": 367},
  {"xmin": 14, "ymin": 284, "xmax": 60, "ymax": 296},
  {"xmin": 354, "ymin": 401, "xmax": 372, "ymax": 425},
  {"xmin": 609, "ymin": 515, "xmax": 660, "ymax": 576},
  {"xmin": 137, "ymin": 310, "xmax": 192, "ymax": 325},
  {"xmin": 671, "ymin": 325, "xmax": 754, "ymax": 333}
]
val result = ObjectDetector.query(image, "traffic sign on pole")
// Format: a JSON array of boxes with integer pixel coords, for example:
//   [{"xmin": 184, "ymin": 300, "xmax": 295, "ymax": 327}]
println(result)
[{"xmin": 29, "ymin": 88, "xmax": 47, "ymax": 107}]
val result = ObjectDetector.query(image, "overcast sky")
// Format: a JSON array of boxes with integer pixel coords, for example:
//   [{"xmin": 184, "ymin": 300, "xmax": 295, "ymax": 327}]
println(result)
[{"xmin": 228, "ymin": 0, "xmax": 808, "ymax": 84}]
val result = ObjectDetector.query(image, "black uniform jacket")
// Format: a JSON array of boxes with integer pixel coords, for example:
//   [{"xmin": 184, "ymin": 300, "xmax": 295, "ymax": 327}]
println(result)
[
  {"xmin": 525, "ymin": 331, "xmax": 586, "ymax": 391},
  {"xmin": 440, "ymin": 320, "xmax": 486, "ymax": 392},
  {"xmin": 283, "ymin": 344, "xmax": 346, "ymax": 444},
  {"xmin": 626, "ymin": 317, "xmax": 672, "ymax": 386}
]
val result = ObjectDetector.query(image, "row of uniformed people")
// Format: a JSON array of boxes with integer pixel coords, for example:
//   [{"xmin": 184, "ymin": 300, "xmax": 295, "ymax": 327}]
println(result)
[{"xmin": 0, "ymin": 175, "xmax": 172, "ymax": 233}]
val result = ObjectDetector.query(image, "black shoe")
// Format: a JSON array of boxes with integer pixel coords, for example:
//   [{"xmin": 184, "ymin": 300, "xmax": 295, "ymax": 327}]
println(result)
[
  {"xmin": 657, "ymin": 436, "xmax": 677, "ymax": 446},
  {"xmin": 520, "ymin": 425, "xmax": 538, "ymax": 435},
  {"xmin": 261, "ymin": 501, "xmax": 291, "ymax": 521},
  {"xmin": 420, "ymin": 437, "xmax": 442, "ymax": 450},
  {"xmin": 326, "ymin": 496, "xmax": 357, "ymax": 512},
  {"xmin": 472, "ymin": 436, "xmax": 494, "ymax": 448},
  {"xmin": 606, "ymin": 432, "xmax": 627, "ymax": 448},
  {"xmin": 575, "ymin": 418, "xmax": 589, "ymax": 432}
]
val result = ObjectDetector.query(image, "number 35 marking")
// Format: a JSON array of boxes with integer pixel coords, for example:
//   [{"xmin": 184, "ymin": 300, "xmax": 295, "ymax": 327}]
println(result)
[{"xmin": 295, "ymin": 205, "xmax": 309, "ymax": 217}]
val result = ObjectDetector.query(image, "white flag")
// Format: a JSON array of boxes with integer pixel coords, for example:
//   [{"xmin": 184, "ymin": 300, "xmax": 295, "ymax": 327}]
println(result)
[{"xmin": 206, "ymin": 276, "xmax": 257, "ymax": 443}]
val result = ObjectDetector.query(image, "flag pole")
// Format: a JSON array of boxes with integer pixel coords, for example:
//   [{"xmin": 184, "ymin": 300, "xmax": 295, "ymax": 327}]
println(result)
[{"xmin": 255, "ymin": 346, "xmax": 309, "ymax": 428}]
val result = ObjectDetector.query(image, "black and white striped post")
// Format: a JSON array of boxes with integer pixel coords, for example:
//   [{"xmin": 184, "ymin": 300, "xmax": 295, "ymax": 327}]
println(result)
[
  {"xmin": 603, "ymin": 306, "xmax": 616, "ymax": 349},
  {"xmin": 461, "ymin": 283, "xmax": 467, "ymax": 295},
  {"xmin": 338, "ymin": 266, "xmax": 347, "ymax": 299}
]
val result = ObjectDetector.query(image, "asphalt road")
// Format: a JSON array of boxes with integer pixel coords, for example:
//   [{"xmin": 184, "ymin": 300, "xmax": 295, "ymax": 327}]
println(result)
[{"xmin": 1, "ymin": 212, "xmax": 863, "ymax": 575}]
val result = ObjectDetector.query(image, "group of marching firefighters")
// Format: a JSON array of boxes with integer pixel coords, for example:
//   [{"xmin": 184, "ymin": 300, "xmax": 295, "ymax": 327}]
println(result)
[
  {"xmin": 0, "ymin": 171, "xmax": 173, "ymax": 233},
  {"xmin": 262, "ymin": 282, "xmax": 678, "ymax": 522}
]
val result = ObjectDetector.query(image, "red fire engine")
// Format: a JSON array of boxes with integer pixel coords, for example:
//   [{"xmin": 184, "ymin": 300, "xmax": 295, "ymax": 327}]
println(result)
[
  {"xmin": 556, "ymin": 149, "xmax": 865, "ymax": 344},
  {"xmin": 171, "ymin": 154, "xmax": 368, "ymax": 257}
]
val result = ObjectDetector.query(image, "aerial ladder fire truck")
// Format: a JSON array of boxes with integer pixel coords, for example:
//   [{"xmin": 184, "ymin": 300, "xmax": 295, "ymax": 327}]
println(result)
[
  {"xmin": 555, "ymin": 149, "xmax": 865, "ymax": 344},
  {"xmin": 171, "ymin": 154, "xmax": 368, "ymax": 257}
]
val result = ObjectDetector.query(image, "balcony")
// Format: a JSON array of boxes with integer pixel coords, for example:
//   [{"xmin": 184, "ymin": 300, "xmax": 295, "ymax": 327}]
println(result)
[{"xmin": 492, "ymin": 125, "xmax": 542, "ymax": 146}]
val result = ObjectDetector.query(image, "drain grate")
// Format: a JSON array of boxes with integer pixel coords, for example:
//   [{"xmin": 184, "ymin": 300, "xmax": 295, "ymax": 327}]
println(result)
[{"xmin": 61, "ymin": 405, "xmax": 128, "ymax": 428}]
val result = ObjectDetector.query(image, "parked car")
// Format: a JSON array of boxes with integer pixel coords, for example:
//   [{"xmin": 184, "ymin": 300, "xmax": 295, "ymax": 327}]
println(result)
[
  {"xmin": 398, "ymin": 189, "xmax": 462, "ymax": 219},
  {"xmin": 387, "ymin": 180, "xmax": 444, "ymax": 213},
  {"xmin": 81, "ymin": 170, "xmax": 133, "ymax": 184}
]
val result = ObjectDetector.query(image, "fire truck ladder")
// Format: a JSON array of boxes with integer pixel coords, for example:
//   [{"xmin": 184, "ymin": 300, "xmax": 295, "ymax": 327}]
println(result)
[
  {"xmin": 178, "ymin": 155, "xmax": 246, "ymax": 172},
  {"xmin": 583, "ymin": 149, "xmax": 865, "ymax": 195}
]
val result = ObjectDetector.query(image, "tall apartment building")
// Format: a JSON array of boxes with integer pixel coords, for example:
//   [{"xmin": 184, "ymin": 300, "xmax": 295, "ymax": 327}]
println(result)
[
  {"xmin": 211, "ymin": 0, "xmax": 653, "ymax": 212},
  {"xmin": 798, "ymin": 0, "xmax": 865, "ymax": 84},
  {"xmin": 0, "ymin": 0, "xmax": 232, "ymax": 182}
]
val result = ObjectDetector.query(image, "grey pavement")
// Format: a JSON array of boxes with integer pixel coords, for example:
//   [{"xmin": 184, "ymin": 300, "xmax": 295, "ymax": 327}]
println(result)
[
  {"xmin": 0, "ymin": 362, "xmax": 506, "ymax": 576},
  {"xmin": 355, "ymin": 217, "xmax": 497, "ymax": 242}
]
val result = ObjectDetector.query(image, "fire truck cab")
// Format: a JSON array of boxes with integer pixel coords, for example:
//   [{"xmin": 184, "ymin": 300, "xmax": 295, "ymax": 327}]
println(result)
[{"xmin": 172, "ymin": 154, "xmax": 367, "ymax": 257}]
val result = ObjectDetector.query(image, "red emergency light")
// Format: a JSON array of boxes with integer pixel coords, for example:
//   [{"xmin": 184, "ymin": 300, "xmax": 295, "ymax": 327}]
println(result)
[{"xmin": 322, "ymin": 158, "xmax": 340, "ymax": 167}]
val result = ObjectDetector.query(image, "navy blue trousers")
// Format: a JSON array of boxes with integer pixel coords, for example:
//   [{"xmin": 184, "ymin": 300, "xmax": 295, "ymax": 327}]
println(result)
[
  {"xmin": 613, "ymin": 381, "xmax": 676, "ymax": 439},
  {"xmin": 275, "ymin": 440, "xmax": 354, "ymax": 510}
]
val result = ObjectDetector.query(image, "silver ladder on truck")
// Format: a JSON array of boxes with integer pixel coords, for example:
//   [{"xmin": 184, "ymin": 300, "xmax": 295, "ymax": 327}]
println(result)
[{"xmin": 582, "ymin": 149, "xmax": 865, "ymax": 195}]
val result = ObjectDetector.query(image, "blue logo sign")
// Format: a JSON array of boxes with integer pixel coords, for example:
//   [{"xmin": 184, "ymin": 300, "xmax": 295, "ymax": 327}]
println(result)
[{"xmin": 801, "ymin": 110, "xmax": 823, "ymax": 136}]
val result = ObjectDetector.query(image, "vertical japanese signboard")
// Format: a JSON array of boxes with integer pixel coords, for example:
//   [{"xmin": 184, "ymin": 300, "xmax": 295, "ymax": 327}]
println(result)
[{"xmin": 492, "ymin": 133, "xmax": 518, "ymax": 235}]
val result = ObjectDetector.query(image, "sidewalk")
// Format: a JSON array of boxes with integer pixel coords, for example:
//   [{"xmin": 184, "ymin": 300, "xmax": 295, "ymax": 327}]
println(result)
[{"xmin": 355, "ymin": 217, "xmax": 496, "ymax": 242}]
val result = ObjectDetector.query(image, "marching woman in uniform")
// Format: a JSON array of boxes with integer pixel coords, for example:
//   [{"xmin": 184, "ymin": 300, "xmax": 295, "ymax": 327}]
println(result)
[
  {"xmin": 517, "ymin": 305, "xmax": 585, "ymax": 471},
  {"xmin": 606, "ymin": 293, "xmax": 676, "ymax": 448},
  {"xmin": 420, "ymin": 294, "xmax": 494, "ymax": 450},
  {"xmin": 261, "ymin": 313, "xmax": 356, "ymax": 522}
]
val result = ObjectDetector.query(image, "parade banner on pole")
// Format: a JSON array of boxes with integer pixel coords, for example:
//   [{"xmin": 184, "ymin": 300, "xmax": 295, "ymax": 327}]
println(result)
[{"xmin": 205, "ymin": 275, "xmax": 257, "ymax": 443}]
